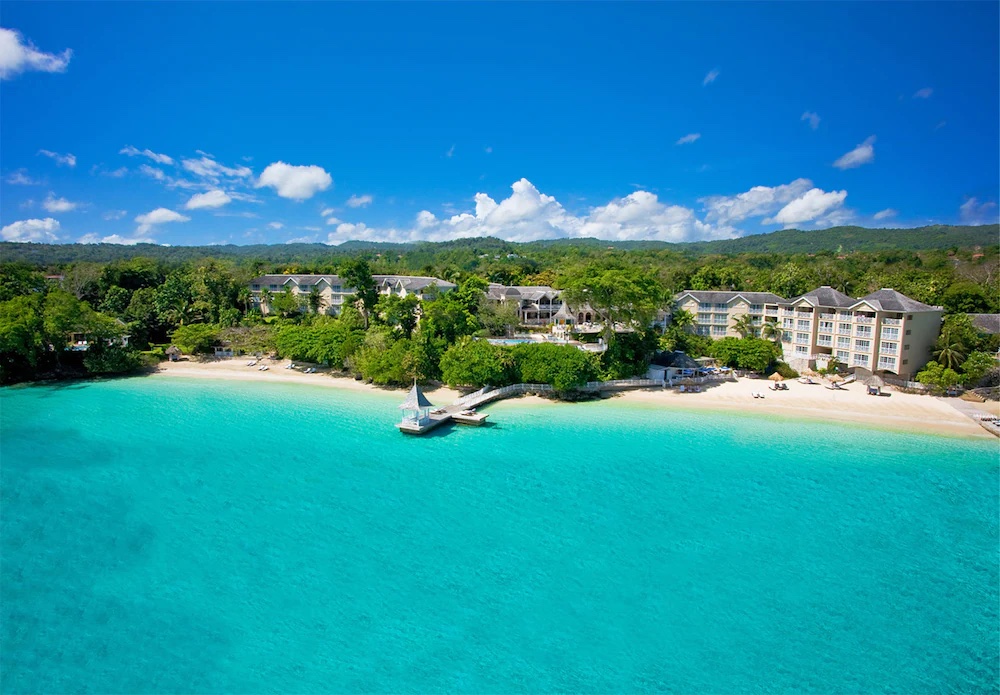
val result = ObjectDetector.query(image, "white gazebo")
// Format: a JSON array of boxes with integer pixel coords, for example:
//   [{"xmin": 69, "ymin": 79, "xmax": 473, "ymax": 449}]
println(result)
[{"xmin": 399, "ymin": 382, "xmax": 434, "ymax": 426}]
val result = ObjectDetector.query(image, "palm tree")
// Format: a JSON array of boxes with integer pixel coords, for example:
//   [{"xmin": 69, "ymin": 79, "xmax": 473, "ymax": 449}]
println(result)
[
  {"xmin": 934, "ymin": 333, "xmax": 966, "ymax": 370},
  {"xmin": 670, "ymin": 308, "xmax": 695, "ymax": 331},
  {"xmin": 259, "ymin": 288, "xmax": 273, "ymax": 317},
  {"xmin": 732, "ymin": 314, "xmax": 757, "ymax": 339},
  {"xmin": 761, "ymin": 319, "xmax": 783, "ymax": 345},
  {"xmin": 308, "ymin": 288, "xmax": 324, "ymax": 314}
]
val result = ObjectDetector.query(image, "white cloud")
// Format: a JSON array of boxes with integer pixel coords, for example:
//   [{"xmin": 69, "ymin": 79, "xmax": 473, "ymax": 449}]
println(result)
[
  {"xmin": 959, "ymin": 198, "xmax": 998, "ymax": 225},
  {"xmin": 913, "ymin": 87, "xmax": 933, "ymax": 99},
  {"xmin": 873, "ymin": 208, "xmax": 897, "ymax": 221},
  {"xmin": 103, "ymin": 209, "xmax": 127, "ymax": 221},
  {"xmin": 700, "ymin": 178, "xmax": 813, "ymax": 226},
  {"xmin": 0, "ymin": 27, "xmax": 71, "ymax": 80},
  {"xmin": 446, "ymin": 145, "xmax": 455, "ymax": 158},
  {"xmin": 1, "ymin": 217, "xmax": 60, "ymax": 242},
  {"xmin": 833, "ymin": 136, "xmax": 876, "ymax": 170},
  {"xmin": 325, "ymin": 216, "xmax": 343, "ymax": 225},
  {"xmin": 325, "ymin": 178, "xmax": 730, "ymax": 245},
  {"xmin": 255, "ymin": 162, "xmax": 332, "ymax": 200},
  {"xmin": 104, "ymin": 166, "xmax": 128, "ymax": 178},
  {"xmin": 801, "ymin": 111, "xmax": 821, "ymax": 130},
  {"xmin": 37, "ymin": 149, "xmax": 76, "ymax": 167},
  {"xmin": 5, "ymin": 169, "xmax": 40, "ymax": 185},
  {"xmin": 134, "ymin": 207, "xmax": 190, "ymax": 234},
  {"xmin": 120, "ymin": 145, "xmax": 173, "ymax": 165},
  {"xmin": 181, "ymin": 156, "xmax": 252, "ymax": 180},
  {"xmin": 227, "ymin": 191, "xmax": 261, "ymax": 203},
  {"xmin": 214, "ymin": 211, "xmax": 259, "ymax": 219},
  {"xmin": 184, "ymin": 189, "xmax": 232, "ymax": 210},
  {"xmin": 765, "ymin": 188, "xmax": 848, "ymax": 227},
  {"xmin": 703, "ymin": 69, "xmax": 719, "ymax": 86},
  {"xmin": 676, "ymin": 133, "xmax": 701, "ymax": 145},
  {"xmin": 285, "ymin": 236, "xmax": 318, "ymax": 244},
  {"xmin": 42, "ymin": 193, "xmax": 78, "ymax": 213},
  {"xmin": 138, "ymin": 164, "xmax": 167, "ymax": 181},
  {"xmin": 301, "ymin": 226, "xmax": 322, "ymax": 232},
  {"xmin": 268, "ymin": 222, "xmax": 284, "ymax": 230},
  {"xmin": 79, "ymin": 233, "xmax": 156, "ymax": 245},
  {"xmin": 346, "ymin": 194, "xmax": 374, "ymax": 208}
]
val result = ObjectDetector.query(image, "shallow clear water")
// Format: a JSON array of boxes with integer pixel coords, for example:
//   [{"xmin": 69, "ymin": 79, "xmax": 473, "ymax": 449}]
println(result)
[{"xmin": 2, "ymin": 377, "xmax": 997, "ymax": 693}]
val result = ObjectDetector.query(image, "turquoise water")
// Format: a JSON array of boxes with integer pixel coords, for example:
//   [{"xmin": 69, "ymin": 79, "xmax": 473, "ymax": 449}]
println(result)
[{"xmin": 2, "ymin": 377, "xmax": 998, "ymax": 694}]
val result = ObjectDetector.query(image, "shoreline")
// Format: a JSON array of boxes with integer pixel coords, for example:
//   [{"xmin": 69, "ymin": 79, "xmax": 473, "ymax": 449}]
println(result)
[{"xmin": 150, "ymin": 358, "xmax": 998, "ymax": 441}]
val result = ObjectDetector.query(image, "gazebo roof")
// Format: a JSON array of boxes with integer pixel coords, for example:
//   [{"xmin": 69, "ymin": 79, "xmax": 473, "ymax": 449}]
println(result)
[
  {"xmin": 553, "ymin": 302, "xmax": 575, "ymax": 320},
  {"xmin": 399, "ymin": 383, "xmax": 434, "ymax": 410}
]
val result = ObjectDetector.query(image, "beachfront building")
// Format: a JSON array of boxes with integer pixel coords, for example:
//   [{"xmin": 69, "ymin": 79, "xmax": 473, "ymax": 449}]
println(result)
[
  {"xmin": 780, "ymin": 287, "xmax": 943, "ymax": 378},
  {"xmin": 486, "ymin": 284, "xmax": 568, "ymax": 326},
  {"xmin": 673, "ymin": 290, "xmax": 786, "ymax": 339},
  {"xmin": 674, "ymin": 286, "xmax": 944, "ymax": 379},
  {"xmin": 249, "ymin": 274, "xmax": 456, "ymax": 316}
]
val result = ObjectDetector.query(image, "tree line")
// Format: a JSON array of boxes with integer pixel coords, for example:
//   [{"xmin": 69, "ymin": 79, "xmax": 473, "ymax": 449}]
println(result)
[{"xmin": 0, "ymin": 236, "xmax": 996, "ymax": 391}]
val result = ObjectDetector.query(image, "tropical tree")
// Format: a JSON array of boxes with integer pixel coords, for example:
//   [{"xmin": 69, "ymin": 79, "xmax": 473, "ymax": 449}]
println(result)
[
  {"xmin": 562, "ymin": 265, "xmax": 666, "ymax": 344},
  {"xmin": 308, "ymin": 287, "xmax": 325, "ymax": 314},
  {"xmin": 341, "ymin": 259, "xmax": 379, "ymax": 326},
  {"xmin": 761, "ymin": 318, "xmax": 783, "ymax": 346},
  {"xmin": 732, "ymin": 313, "xmax": 758, "ymax": 339},
  {"xmin": 933, "ymin": 334, "xmax": 966, "ymax": 370}
]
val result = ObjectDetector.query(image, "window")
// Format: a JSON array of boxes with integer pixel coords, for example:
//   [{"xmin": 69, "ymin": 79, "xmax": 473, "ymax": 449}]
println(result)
[
  {"xmin": 299, "ymin": 284, "xmax": 312, "ymax": 291},
  {"xmin": 905, "ymin": 329, "xmax": 911, "ymax": 335},
  {"xmin": 837, "ymin": 336, "xmax": 851, "ymax": 348},
  {"xmin": 853, "ymin": 353, "xmax": 870, "ymax": 366},
  {"xmin": 698, "ymin": 313, "xmax": 711, "ymax": 323},
  {"xmin": 696, "ymin": 326, "xmax": 710, "ymax": 336},
  {"xmin": 269, "ymin": 284, "xmax": 279, "ymax": 290},
  {"xmin": 782, "ymin": 318, "xmax": 794, "ymax": 329},
  {"xmin": 856, "ymin": 326, "xmax": 873, "ymax": 337},
  {"xmin": 902, "ymin": 359, "xmax": 908, "ymax": 365},
  {"xmin": 904, "ymin": 344, "xmax": 910, "ymax": 351},
  {"xmin": 750, "ymin": 304, "xmax": 763, "ymax": 313},
  {"xmin": 836, "ymin": 350, "xmax": 850, "ymax": 360},
  {"xmin": 838, "ymin": 323, "xmax": 852, "ymax": 334},
  {"xmin": 795, "ymin": 332, "xmax": 809, "ymax": 344},
  {"xmin": 882, "ymin": 327, "xmax": 900, "ymax": 340},
  {"xmin": 880, "ymin": 341, "xmax": 897, "ymax": 353},
  {"xmin": 795, "ymin": 345, "xmax": 809, "ymax": 355},
  {"xmin": 715, "ymin": 303, "xmax": 728, "ymax": 311},
  {"xmin": 819, "ymin": 321, "xmax": 834, "ymax": 330},
  {"xmin": 711, "ymin": 326, "xmax": 727, "ymax": 336},
  {"xmin": 854, "ymin": 339, "xmax": 871, "ymax": 351},
  {"xmin": 907, "ymin": 315, "xmax": 913, "ymax": 320},
  {"xmin": 251, "ymin": 284, "xmax": 260, "ymax": 290},
  {"xmin": 878, "ymin": 356, "xmax": 897, "ymax": 371},
  {"xmin": 797, "ymin": 319, "xmax": 810, "ymax": 330}
]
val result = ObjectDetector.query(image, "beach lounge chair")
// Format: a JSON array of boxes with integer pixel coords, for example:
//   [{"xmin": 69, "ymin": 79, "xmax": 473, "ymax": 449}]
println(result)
[
  {"xmin": 247, "ymin": 360, "xmax": 257, "ymax": 367},
  {"xmin": 259, "ymin": 365, "xmax": 269, "ymax": 371}
]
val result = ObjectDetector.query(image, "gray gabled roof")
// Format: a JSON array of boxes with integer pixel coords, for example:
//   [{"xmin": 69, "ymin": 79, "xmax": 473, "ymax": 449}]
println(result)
[
  {"xmin": 399, "ymin": 383, "xmax": 434, "ymax": 410},
  {"xmin": 853, "ymin": 289, "xmax": 940, "ymax": 313},
  {"xmin": 786, "ymin": 286, "xmax": 856, "ymax": 308},
  {"xmin": 675, "ymin": 290, "xmax": 786, "ymax": 305},
  {"xmin": 969, "ymin": 314, "xmax": 1000, "ymax": 334},
  {"xmin": 651, "ymin": 351, "xmax": 701, "ymax": 370}
]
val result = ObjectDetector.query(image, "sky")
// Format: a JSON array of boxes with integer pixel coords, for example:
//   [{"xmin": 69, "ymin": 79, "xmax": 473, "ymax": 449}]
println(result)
[{"xmin": 1, "ymin": 2, "xmax": 998, "ymax": 247}]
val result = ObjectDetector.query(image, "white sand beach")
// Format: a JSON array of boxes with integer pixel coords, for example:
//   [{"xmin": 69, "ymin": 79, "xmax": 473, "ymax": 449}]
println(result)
[{"xmin": 153, "ymin": 358, "xmax": 999, "ymax": 440}]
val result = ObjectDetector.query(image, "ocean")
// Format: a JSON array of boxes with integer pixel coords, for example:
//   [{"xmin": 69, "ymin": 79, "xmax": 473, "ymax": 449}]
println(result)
[{"xmin": 2, "ymin": 376, "xmax": 997, "ymax": 693}]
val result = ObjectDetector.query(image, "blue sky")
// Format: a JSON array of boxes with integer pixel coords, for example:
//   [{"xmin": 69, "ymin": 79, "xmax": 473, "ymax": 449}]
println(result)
[{"xmin": 1, "ymin": 2, "xmax": 997, "ymax": 246}]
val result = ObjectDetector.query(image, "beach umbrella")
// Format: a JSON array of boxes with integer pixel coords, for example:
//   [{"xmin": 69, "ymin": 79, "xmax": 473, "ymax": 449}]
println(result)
[
  {"xmin": 768, "ymin": 372, "xmax": 784, "ymax": 382},
  {"xmin": 828, "ymin": 374, "xmax": 844, "ymax": 383},
  {"xmin": 801, "ymin": 367, "xmax": 819, "ymax": 377},
  {"xmin": 866, "ymin": 374, "xmax": 885, "ymax": 388}
]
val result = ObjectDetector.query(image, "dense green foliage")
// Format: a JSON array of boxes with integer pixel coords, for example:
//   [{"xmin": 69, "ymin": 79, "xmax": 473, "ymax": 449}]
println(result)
[
  {"xmin": 0, "ymin": 225, "xmax": 996, "ymax": 390},
  {"xmin": 916, "ymin": 314, "xmax": 1000, "ymax": 390}
]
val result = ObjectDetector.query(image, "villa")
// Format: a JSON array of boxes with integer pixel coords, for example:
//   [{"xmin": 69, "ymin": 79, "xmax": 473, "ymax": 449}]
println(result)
[
  {"xmin": 675, "ymin": 286, "xmax": 944, "ymax": 378},
  {"xmin": 249, "ymin": 274, "xmax": 456, "ymax": 316}
]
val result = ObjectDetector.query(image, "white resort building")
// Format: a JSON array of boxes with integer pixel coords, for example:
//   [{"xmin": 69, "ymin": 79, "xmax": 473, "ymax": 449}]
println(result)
[
  {"xmin": 249, "ymin": 274, "xmax": 456, "ymax": 315},
  {"xmin": 675, "ymin": 286, "xmax": 944, "ymax": 379}
]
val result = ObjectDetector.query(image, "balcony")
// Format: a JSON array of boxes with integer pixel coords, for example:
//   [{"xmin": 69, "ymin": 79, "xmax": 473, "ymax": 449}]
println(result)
[
  {"xmin": 817, "ymin": 338, "xmax": 833, "ymax": 347},
  {"xmin": 819, "ymin": 313, "xmax": 836, "ymax": 320},
  {"xmin": 765, "ymin": 308, "xmax": 779, "ymax": 316},
  {"xmin": 855, "ymin": 316, "xmax": 874, "ymax": 324},
  {"xmin": 882, "ymin": 317, "xmax": 902, "ymax": 326}
]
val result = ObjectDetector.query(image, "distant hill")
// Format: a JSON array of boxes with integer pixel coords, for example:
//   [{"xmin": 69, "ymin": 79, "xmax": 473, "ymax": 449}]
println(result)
[{"xmin": 0, "ymin": 224, "xmax": 995, "ymax": 266}]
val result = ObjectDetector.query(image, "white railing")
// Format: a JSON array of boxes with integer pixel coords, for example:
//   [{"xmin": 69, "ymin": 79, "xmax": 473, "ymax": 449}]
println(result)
[
  {"xmin": 820, "ymin": 313, "xmax": 836, "ymax": 320},
  {"xmin": 882, "ymin": 318, "xmax": 902, "ymax": 326},
  {"xmin": 855, "ymin": 316, "xmax": 874, "ymax": 324}
]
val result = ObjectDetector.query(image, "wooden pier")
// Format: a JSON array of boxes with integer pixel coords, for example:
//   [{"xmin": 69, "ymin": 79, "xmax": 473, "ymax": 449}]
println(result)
[{"xmin": 397, "ymin": 379, "xmax": 665, "ymax": 435}]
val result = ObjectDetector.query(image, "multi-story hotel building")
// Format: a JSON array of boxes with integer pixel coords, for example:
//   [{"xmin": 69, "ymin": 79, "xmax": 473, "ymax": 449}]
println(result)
[
  {"xmin": 249, "ymin": 274, "xmax": 456, "ymax": 316},
  {"xmin": 675, "ymin": 286, "xmax": 944, "ymax": 379},
  {"xmin": 673, "ymin": 290, "xmax": 786, "ymax": 339}
]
